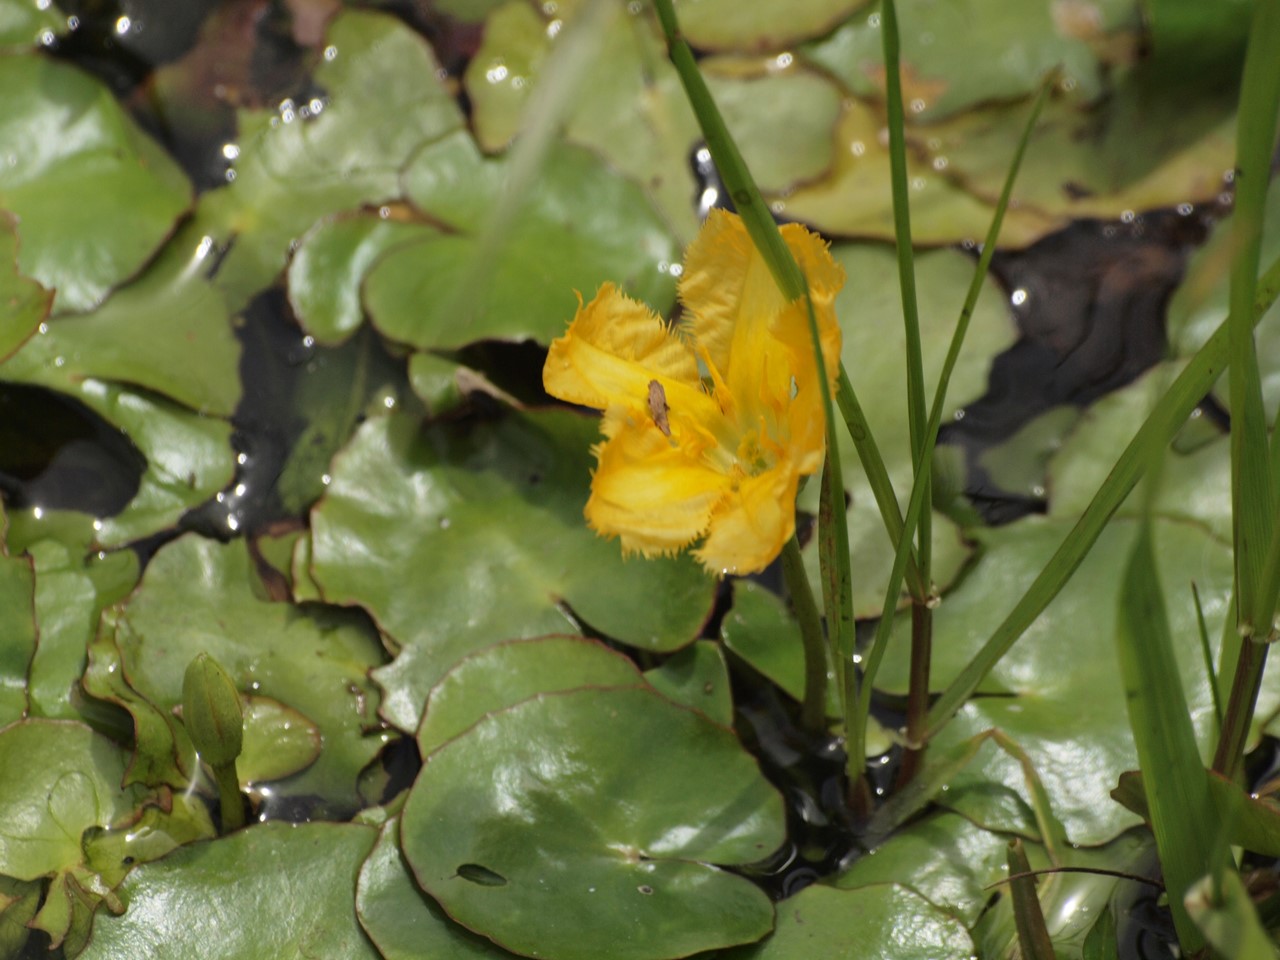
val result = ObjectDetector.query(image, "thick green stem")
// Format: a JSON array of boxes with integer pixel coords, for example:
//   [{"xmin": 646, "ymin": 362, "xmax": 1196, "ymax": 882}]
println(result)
[
  {"xmin": 897, "ymin": 602, "xmax": 934, "ymax": 786},
  {"xmin": 1212, "ymin": 638, "xmax": 1270, "ymax": 780},
  {"xmin": 781, "ymin": 536, "xmax": 829, "ymax": 734},
  {"xmin": 212, "ymin": 761, "xmax": 245, "ymax": 833}
]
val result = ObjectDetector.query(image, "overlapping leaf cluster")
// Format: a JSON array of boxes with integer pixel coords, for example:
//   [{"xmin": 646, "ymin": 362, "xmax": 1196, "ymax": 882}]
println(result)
[{"xmin": 0, "ymin": 0, "xmax": 1275, "ymax": 957}]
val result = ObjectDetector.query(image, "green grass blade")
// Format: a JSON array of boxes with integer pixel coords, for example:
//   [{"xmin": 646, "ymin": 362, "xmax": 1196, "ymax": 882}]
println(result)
[
  {"xmin": 1227, "ymin": 0, "xmax": 1280, "ymax": 635},
  {"xmin": 1185, "ymin": 869, "xmax": 1279, "ymax": 960},
  {"xmin": 926, "ymin": 252, "xmax": 1280, "ymax": 736},
  {"xmin": 852, "ymin": 75, "xmax": 1052, "ymax": 747},
  {"xmin": 1115, "ymin": 517, "xmax": 1224, "ymax": 953},
  {"xmin": 1007, "ymin": 839, "xmax": 1056, "ymax": 960},
  {"xmin": 1191, "ymin": 582, "xmax": 1224, "ymax": 734}
]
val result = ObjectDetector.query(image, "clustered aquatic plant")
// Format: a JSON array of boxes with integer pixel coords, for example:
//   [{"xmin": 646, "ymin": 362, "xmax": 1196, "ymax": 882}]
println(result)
[{"xmin": 0, "ymin": 0, "xmax": 1276, "ymax": 957}]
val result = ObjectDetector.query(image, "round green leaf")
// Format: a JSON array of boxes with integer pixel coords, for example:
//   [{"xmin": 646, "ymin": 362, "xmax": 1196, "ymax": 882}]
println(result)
[
  {"xmin": 0, "ymin": 547, "xmax": 34, "ymax": 726},
  {"xmin": 112, "ymin": 535, "xmax": 389, "ymax": 815},
  {"xmin": 418, "ymin": 635, "xmax": 644, "ymax": 757},
  {"xmin": 642, "ymin": 639, "xmax": 733, "ymax": 726},
  {"xmin": 0, "ymin": 55, "xmax": 191, "ymax": 313},
  {"xmin": 80, "ymin": 823, "xmax": 381, "ymax": 960},
  {"xmin": 171, "ymin": 9, "xmax": 465, "ymax": 312},
  {"xmin": 238, "ymin": 695, "xmax": 322, "ymax": 786},
  {"xmin": 777, "ymin": 98, "xmax": 1058, "ymax": 246},
  {"xmin": 401, "ymin": 686, "xmax": 784, "ymax": 960},
  {"xmin": 288, "ymin": 213, "xmax": 432, "ymax": 346},
  {"xmin": 364, "ymin": 132, "xmax": 679, "ymax": 351},
  {"xmin": 677, "ymin": 0, "xmax": 864, "ymax": 51},
  {"xmin": 356, "ymin": 817, "xmax": 517, "ymax": 960},
  {"xmin": 0, "ymin": 212, "xmax": 49, "ymax": 361},
  {"xmin": 0, "ymin": 719, "xmax": 150, "ymax": 881},
  {"xmin": 714, "ymin": 883, "xmax": 973, "ymax": 960},
  {"xmin": 802, "ymin": 0, "xmax": 1108, "ymax": 123},
  {"xmin": 309, "ymin": 409, "xmax": 714, "ymax": 732}
]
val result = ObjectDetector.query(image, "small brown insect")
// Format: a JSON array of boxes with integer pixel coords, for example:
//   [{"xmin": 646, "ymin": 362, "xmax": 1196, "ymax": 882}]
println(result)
[{"xmin": 647, "ymin": 379, "xmax": 671, "ymax": 437}]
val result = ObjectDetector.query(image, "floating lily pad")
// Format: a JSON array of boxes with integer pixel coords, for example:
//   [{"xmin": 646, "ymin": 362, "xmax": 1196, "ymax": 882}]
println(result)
[
  {"xmin": 799, "ymin": 244, "xmax": 1015, "ymax": 615},
  {"xmin": 288, "ymin": 213, "xmax": 431, "ymax": 346},
  {"xmin": 713, "ymin": 882, "xmax": 973, "ymax": 960},
  {"xmin": 80, "ymin": 822, "xmax": 381, "ymax": 960},
  {"xmin": 879, "ymin": 517, "xmax": 1233, "ymax": 844},
  {"xmin": 0, "ymin": 546, "xmax": 33, "ymax": 726},
  {"xmin": 0, "ymin": 719, "xmax": 151, "ymax": 883},
  {"xmin": 356, "ymin": 817, "xmax": 518, "ymax": 960},
  {"xmin": 779, "ymin": 99, "xmax": 1058, "ymax": 246},
  {"xmin": 170, "ymin": 9, "xmax": 465, "ymax": 312},
  {"xmin": 239, "ymin": 695, "xmax": 322, "ymax": 786},
  {"xmin": 363, "ymin": 131, "xmax": 679, "ymax": 351},
  {"xmin": 643, "ymin": 640, "xmax": 733, "ymax": 726},
  {"xmin": 0, "ymin": 54, "xmax": 191, "ymax": 313},
  {"xmin": 82, "ymin": 795, "xmax": 216, "ymax": 889},
  {"xmin": 802, "ymin": 0, "xmax": 1107, "ymax": 123},
  {"xmin": 309, "ymin": 409, "xmax": 715, "ymax": 732},
  {"xmin": 400, "ymin": 686, "xmax": 784, "ymax": 960},
  {"xmin": 22, "ymin": 517, "xmax": 138, "ymax": 720},
  {"xmin": 0, "ymin": 341, "xmax": 236, "ymax": 545},
  {"xmin": 110, "ymin": 535, "xmax": 390, "ymax": 814},
  {"xmin": 836, "ymin": 811, "xmax": 1009, "ymax": 926},
  {"xmin": 466, "ymin": 3, "xmax": 842, "ymax": 239},
  {"xmin": 921, "ymin": 68, "xmax": 1237, "ymax": 229},
  {"xmin": 676, "ymin": 0, "xmax": 865, "ymax": 51},
  {"xmin": 417, "ymin": 635, "xmax": 644, "ymax": 757},
  {"xmin": 0, "ymin": 212, "xmax": 49, "ymax": 361}
]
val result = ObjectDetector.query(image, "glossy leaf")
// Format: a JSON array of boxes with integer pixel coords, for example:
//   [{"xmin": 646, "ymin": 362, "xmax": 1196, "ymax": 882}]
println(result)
[
  {"xmin": 0, "ymin": 212, "xmax": 49, "ymax": 361},
  {"xmin": 0, "ymin": 545, "xmax": 33, "ymax": 726},
  {"xmin": 80, "ymin": 823, "xmax": 381, "ymax": 960},
  {"xmin": 363, "ymin": 131, "xmax": 679, "ymax": 351},
  {"xmin": 642, "ymin": 640, "xmax": 733, "ymax": 726},
  {"xmin": 676, "ymin": 0, "xmax": 864, "ymax": 51},
  {"xmin": 417, "ymin": 635, "xmax": 644, "ymax": 757},
  {"xmin": 356, "ymin": 817, "xmax": 518, "ymax": 960},
  {"xmin": 169, "ymin": 9, "xmax": 465, "ymax": 312},
  {"xmin": 309, "ymin": 409, "xmax": 714, "ymax": 732},
  {"xmin": 111, "ymin": 535, "xmax": 390, "ymax": 815},
  {"xmin": 401, "ymin": 686, "xmax": 784, "ymax": 960},
  {"xmin": 0, "ymin": 0, "xmax": 65, "ymax": 48},
  {"xmin": 714, "ymin": 883, "xmax": 973, "ymax": 960},
  {"xmin": 0, "ymin": 54, "xmax": 191, "ymax": 312}
]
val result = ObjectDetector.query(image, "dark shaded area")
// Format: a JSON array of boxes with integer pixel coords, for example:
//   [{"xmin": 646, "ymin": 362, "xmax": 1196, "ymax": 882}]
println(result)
[
  {"xmin": 938, "ymin": 207, "xmax": 1217, "ymax": 524},
  {"xmin": 0, "ymin": 382, "xmax": 146, "ymax": 517}
]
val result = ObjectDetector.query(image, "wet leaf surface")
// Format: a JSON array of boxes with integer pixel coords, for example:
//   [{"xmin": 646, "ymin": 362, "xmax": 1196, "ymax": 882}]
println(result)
[
  {"xmin": 0, "ymin": 213, "xmax": 50, "ymax": 362},
  {"xmin": 0, "ymin": 54, "xmax": 191, "ymax": 313},
  {"xmin": 711, "ymin": 882, "xmax": 974, "ymax": 960},
  {"xmin": 80, "ymin": 822, "xmax": 381, "ymax": 960},
  {"xmin": 642, "ymin": 639, "xmax": 733, "ymax": 726},
  {"xmin": 363, "ymin": 130, "xmax": 680, "ymax": 351},
  {"xmin": 111, "ymin": 535, "xmax": 390, "ymax": 814},
  {"xmin": 310, "ymin": 409, "xmax": 715, "ymax": 732},
  {"xmin": 401, "ymin": 686, "xmax": 784, "ymax": 960}
]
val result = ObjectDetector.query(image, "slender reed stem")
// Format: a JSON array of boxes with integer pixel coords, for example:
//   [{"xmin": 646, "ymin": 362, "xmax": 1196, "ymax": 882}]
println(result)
[
  {"xmin": 781, "ymin": 536, "xmax": 829, "ymax": 734},
  {"xmin": 1212, "ymin": 639, "xmax": 1269, "ymax": 780},
  {"xmin": 897, "ymin": 602, "xmax": 933, "ymax": 785}
]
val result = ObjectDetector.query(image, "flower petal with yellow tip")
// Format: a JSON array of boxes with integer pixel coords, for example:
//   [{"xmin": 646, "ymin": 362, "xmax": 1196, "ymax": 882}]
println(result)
[{"xmin": 541, "ymin": 210, "xmax": 845, "ymax": 577}]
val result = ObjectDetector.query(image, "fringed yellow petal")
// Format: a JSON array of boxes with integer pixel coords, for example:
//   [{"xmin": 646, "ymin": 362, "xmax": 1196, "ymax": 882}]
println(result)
[
  {"xmin": 585, "ymin": 415, "xmax": 727, "ymax": 557},
  {"xmin": 693, "ymin": 466, "xmax": 801, "ymax": 576},
  {"xmin": 543, "ymin": 283, "xmax": 701, "ymax": 411}
]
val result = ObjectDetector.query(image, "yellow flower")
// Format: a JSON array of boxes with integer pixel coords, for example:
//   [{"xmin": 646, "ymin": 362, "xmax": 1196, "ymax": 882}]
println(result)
[{"xmin": 543, "ymin": 209, "xmax": 844, "ymax": 576}]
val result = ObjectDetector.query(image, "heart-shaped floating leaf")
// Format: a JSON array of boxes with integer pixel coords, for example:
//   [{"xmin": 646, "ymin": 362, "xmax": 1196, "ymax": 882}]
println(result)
[
  {"xmin": 642, "ymin": 639, "xmax": 733, "ymax": 726},
  {"xmin": 309, "ymin": 409, "xmax": 714, "ymax": 732},
  {"xmin": 80, "ymin": 823, "xmax": 381, "ymax": 960},
  {"xmin": 712, "ymin": 883, "xmax": 974, "ymax": 960},
  {"xmin": 168, "ymin": 8, "xmax": 464, "ymax": 312},
  {"xmin": 0, "ymin": 54, "xmax": 191, "ymax": 312},
  {"xmin": 0, "ymin": 546, "xmax": 34, "ymax": 727},
  {"xmin": 0, "ymin": 213, "xmax": 49, "ymax": 361},
  {"xmin": 400, "ymin": 686, "xmax": 784, "ymax": 960},
  {"xmin": 362, "ymin": 130, "xmax": 680, "ymax": 352},
  {"xmin": 357, "ymin": 817, "xmax": 516, "ymax": 960},
  {"xmin": 110, "ymin": 535, "xmax": 390, "ymax": 815},
  {"xmin": 675, "ymin": 0, "xmax": 862, "ymax": 51},
  {"xmin": 417, "ymin": 635, "xmax": 645, "ymax": 757}
]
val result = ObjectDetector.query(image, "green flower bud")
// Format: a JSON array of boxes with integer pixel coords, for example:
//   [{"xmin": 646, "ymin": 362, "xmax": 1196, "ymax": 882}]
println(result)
[{"xmin": 182, "ymin": 653, "xmax": 244, "ymax": 767}]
